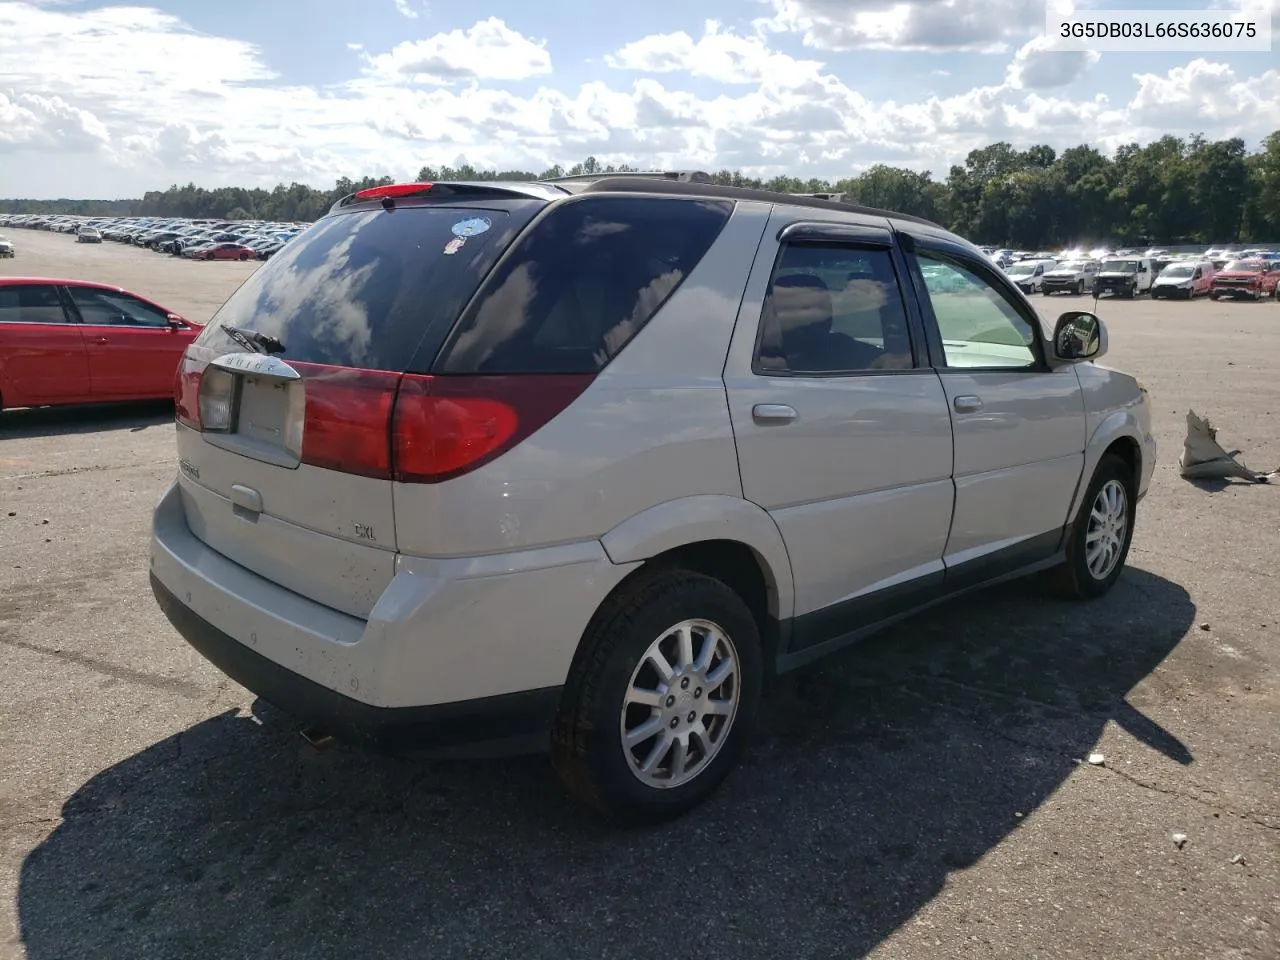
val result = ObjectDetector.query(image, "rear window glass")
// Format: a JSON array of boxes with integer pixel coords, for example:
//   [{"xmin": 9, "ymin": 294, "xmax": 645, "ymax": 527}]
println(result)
[
  {"xmin": 437, "ymin": 197, "xmax": 733, "ymax": 374},
  {"xmin": 195, "ymin": 205, "xmax": 520, "ymax": 371}
]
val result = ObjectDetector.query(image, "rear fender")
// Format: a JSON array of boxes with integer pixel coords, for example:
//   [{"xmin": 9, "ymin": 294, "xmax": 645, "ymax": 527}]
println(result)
[{"xmin": 599, "ymin": 495, "xmax": 795, "ymax": 620}]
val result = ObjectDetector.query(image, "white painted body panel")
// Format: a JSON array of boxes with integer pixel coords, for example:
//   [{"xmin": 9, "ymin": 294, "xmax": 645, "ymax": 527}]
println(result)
[
  {"xmin": 721, "ymin": 207, "xmax": 955, "ymax": 618},
  {"xmin": 391, "ymin": 202, "xmax": 771, "ymax": 559},
  {"xmin": 938, "ymin": 365, "xmax": 1087, "ymax": 560},
  {"xmin": 152, "ymin": 481, "xmax": 638, "ymax": 707},
  {"xmin": 1070, "ymin": 361, "xmax": 1158, "ymax": 519},
  {"xmin": 174, "ymin": 423, "xmax": 397, "ymax": 619}
]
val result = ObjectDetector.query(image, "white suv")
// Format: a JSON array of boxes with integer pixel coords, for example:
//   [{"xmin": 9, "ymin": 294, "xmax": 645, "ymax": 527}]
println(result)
[{"xmin": 150, "ymin": 174, "xmax": 1157, "ymax": 822}]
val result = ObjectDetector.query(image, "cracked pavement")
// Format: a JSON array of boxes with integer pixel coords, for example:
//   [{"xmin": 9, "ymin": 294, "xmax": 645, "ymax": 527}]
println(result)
[{"xmin": 1, "ymin": 232, "xmax": 1278, "ymax": 958}]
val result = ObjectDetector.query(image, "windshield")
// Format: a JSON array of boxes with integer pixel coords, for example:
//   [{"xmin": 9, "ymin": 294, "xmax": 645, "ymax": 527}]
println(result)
[
  {"xmin": 1056, "ymin": 260, "xmax": 1089, "ymax": 271},
  {"xmin": 195, "ymin": 204, "xmax": 524, "ymax": 371},
  {"xmin": 1007, "ymin": 263, "xmax": 1035, "ymax": 276},
  {"xmin": 1160, "ymin": 264, "xmax": 1194, "ymax": 278},
  {"xmin": 1101, "ymin": 260, "xmax": 1138, "ymax": 273},
  {"xmin": 1222, "ymin": 259, "xmax": 1263, "ymax": 272}
]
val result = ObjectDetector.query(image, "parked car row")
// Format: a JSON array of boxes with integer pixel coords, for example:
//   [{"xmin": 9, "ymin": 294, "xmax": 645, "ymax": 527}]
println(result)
[
  {"xmin": 993, "ymin": 251, "xmax": 1280, "ymax": 302},
  {"xmin": 0, "ymin": 213, "xmax": 304, "ymax": 261}
]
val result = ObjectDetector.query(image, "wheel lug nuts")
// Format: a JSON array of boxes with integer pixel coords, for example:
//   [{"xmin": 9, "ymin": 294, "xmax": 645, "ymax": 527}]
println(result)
[
  {"xmin": 670, "ymin": 717, "xmax": 679, "ymax": 728},
  {"xmin": 680, "ymin": 677, "xmax": 690, "ymax": 689},
  {"xmin": 665, "ymin": 695, "xmax": 675, "ymax": 707},
  {"xmin": 694, "ymin": 687, "xmax": 702, "ymax": 698},
  {"xmin": 687, "ymin": 711, "xmax": 696, "ymax": 722}
]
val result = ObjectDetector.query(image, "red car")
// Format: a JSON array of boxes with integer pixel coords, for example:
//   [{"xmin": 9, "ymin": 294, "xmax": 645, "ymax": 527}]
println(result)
[
  {"xmin": 183, "ymin": 242, "xmax": 256, "ymax": 261},
  {"xmin": 0, "ymin": 278, "xmax": 201, "ymax": 410},
  {"xmin": 1209, "ymin": 258, "xmax": 1280, "ymax": 301}
]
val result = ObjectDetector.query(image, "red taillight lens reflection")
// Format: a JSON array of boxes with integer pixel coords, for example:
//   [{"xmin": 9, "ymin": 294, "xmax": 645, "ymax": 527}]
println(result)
[{"xmin": 291, "ymin": 363, "xmax": 400, "ymax": 479}]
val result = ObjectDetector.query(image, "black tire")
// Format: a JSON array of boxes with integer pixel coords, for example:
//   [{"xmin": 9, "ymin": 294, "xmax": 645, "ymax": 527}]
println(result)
[
  {"xmin": 239, "ymin": 252, "xmax": 249, "ymax": 261},
  {"xmin": 1048, "ymin": 454, "xmax": 1136, "ymax": 600},
  {"xmin": 551, "ymin": 568, "xmax": 763, "ymax": 824},
  {"xmin": 1076, "ymin": 280, "xmax": 1084, "ymax": 295}
]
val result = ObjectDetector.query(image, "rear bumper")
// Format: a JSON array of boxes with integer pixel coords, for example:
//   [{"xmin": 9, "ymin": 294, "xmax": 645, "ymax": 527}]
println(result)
[
  {"xmin": 151, "ymin": 572, "xmax": 561, "ymax": 753},
  {"xmin": 149, "ymin": 480, "xmax": 635, "ymax": 752}
]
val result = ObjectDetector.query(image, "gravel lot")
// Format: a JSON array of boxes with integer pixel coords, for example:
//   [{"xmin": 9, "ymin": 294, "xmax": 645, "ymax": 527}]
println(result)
[{"xmin": 2, "ymin": 228, "xmax": 1278, "ymax": 960}]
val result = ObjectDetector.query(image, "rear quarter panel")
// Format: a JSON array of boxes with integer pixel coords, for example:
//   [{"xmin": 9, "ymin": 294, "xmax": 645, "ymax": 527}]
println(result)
[{"xmin": 391, "ymin": 201, "xmax": 774, "ymax": 559}]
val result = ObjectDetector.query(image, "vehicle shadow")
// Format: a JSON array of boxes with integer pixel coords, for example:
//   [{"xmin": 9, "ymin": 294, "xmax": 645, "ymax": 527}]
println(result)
[
  {"xmin": 0, "ymin": 400, "xmax": 173, "ymax": 439},
  {"xmin": 17, "ymin": 567, "xmax": 1194, "ymax": 960}
]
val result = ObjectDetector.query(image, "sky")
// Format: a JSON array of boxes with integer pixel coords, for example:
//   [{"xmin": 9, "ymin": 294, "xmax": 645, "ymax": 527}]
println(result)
[{"xmin": 0, "ymin": 0, "xmax": 1278, "ymax": 199}]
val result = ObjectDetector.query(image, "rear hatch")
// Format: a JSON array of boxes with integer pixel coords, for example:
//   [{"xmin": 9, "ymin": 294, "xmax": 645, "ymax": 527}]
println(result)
[{"xmin": 171, "ymin": 184, "xmax": 550, "ymax": 618}]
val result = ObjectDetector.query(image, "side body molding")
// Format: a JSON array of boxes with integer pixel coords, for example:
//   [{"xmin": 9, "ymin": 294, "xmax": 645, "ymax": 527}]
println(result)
[{"xmin": 599, "ymin": 495, "xmax": 796, "ymax": 620}]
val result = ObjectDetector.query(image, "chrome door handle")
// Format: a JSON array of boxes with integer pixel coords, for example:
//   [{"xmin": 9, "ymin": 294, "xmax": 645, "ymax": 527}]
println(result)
[
  {"xmin": 92, "ymin": 336, "xmax": 109, "ymax": 343},
  {"xmin": 953, "ymin": 395, "xmax": 984, "ymax": 413},
  {"xmin": 752, "ymin": 403, "xmax": 798, "ymax": 423}
]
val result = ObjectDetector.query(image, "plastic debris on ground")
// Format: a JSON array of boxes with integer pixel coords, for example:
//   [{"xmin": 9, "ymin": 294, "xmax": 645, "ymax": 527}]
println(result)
[{"xmin": 1179, "ymin": 410, "xmax": 1280, "ymax": 484}]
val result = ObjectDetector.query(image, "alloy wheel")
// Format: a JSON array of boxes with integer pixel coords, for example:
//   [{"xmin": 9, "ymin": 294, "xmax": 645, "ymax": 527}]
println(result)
[
  {"xmin": 1085, "ymin": 479, "xmax": 1128, "ymax": 581},
  {"xmin": 620, "ymin": 618, "xmax": 740, "ymax": 790}
]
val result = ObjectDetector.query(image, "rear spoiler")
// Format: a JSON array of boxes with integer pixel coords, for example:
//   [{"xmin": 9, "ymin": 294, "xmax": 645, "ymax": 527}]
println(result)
[{"xmin": 330, "ymin": 180, "xmax": 568, "ymax": 214}]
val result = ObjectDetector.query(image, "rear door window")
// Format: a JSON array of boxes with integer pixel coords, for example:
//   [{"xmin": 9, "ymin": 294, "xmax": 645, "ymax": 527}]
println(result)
[
  {"xmin": 755, "ymin": 243, "xmax": 915, "ymax": 374},
  {"xmin": 194, "ymin": 204, "xmax": 528, "ymax": 372},
  {"xmin": 0, "ymin": 284, "xmax": 69, "ymax": 324},
  {"xmin": 436, "ymin": 197, "xmax": 733, "ymax": 374}
]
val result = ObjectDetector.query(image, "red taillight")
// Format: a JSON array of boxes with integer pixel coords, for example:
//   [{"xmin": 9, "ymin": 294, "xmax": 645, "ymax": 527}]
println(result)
[
  {"xmin": 392, "ymin": 376, "xmax": 517, "ymax": 483},
  {"xmin": 174, "ymin": 354, "xmax": 203, "ymax": 429},
  {"xmin": 354, "ymin": 183, "xmax": 432, "ymax": 201},
  {"xmin": 178, "ymin": 355, "xmax": 592, "ymax": 484},
  {"xmin": 391, "ymin": 374, "xmax": 594, "ymax": 483},
  {"xmin": 295, "ymin": 368, "xmax": 592, "ymax": 482},
  {"xmin": 291, "ymin": 363, "xmax": 400, "ymax": 479}
]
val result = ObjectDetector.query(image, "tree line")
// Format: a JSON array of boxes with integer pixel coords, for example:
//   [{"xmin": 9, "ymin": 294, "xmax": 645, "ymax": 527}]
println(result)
[{"xmin": 4, "ymin": 131, "xmax": 1278, "ymax": 246}]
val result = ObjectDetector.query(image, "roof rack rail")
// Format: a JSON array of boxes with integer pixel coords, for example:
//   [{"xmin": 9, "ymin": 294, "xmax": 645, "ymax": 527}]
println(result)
[
  {"xmin": 539, "ymin": 170, "xmax": 714, "ymax": 185},
  {"xmin": 791, "ymin": 192, "xmax": 849, "ymax": 203}
]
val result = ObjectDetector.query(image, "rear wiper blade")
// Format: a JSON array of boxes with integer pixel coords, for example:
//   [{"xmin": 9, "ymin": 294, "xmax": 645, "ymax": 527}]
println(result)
[{"xmin": 220, "ymin": 323, "xmax": 285, "ymax": 355}]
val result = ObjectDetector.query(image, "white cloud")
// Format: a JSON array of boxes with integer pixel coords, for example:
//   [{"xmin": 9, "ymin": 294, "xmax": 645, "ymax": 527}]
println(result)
[
  {"xmin": 392, "ymin": 0, "xmax": 424, "ymax": 19},
  {"xmin": 1005, "ymin": 35, "xmax": 1100, "ymax": 89},
  {"xmin": 757, "ymin": 0, "xmax": 1050, "ymax": 53},
  {"xmin": 1206, "ymin": 0, "xmax": 1280, "ymax": 29},
  {"xmin": 0, "ymin": 91, "xmax": 110, "ymax": 151},
  {"xmin": 606, "ymin": 19, "xmax": 824, "ymax": 86},
  {"xmin": 1127, "ymin": 59, "xmax": 1280, "ymax": 131},
  {"xmin": 0, "ymin": 0, "xmax": 1277, "ymax": 200},
  {"xmin": 360, "ymin": 17, "xmax": 552, "ymax": 84}
]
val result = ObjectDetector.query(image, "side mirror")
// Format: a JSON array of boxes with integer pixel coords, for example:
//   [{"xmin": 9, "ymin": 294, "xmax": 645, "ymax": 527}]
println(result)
[
  {"xmin": 1053, "ymin": 311, "xmax": 1106, "ymax": 363},
  {"xmin": 166, "ymin": 314, "xmax": 185, "ymax": 331}
]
